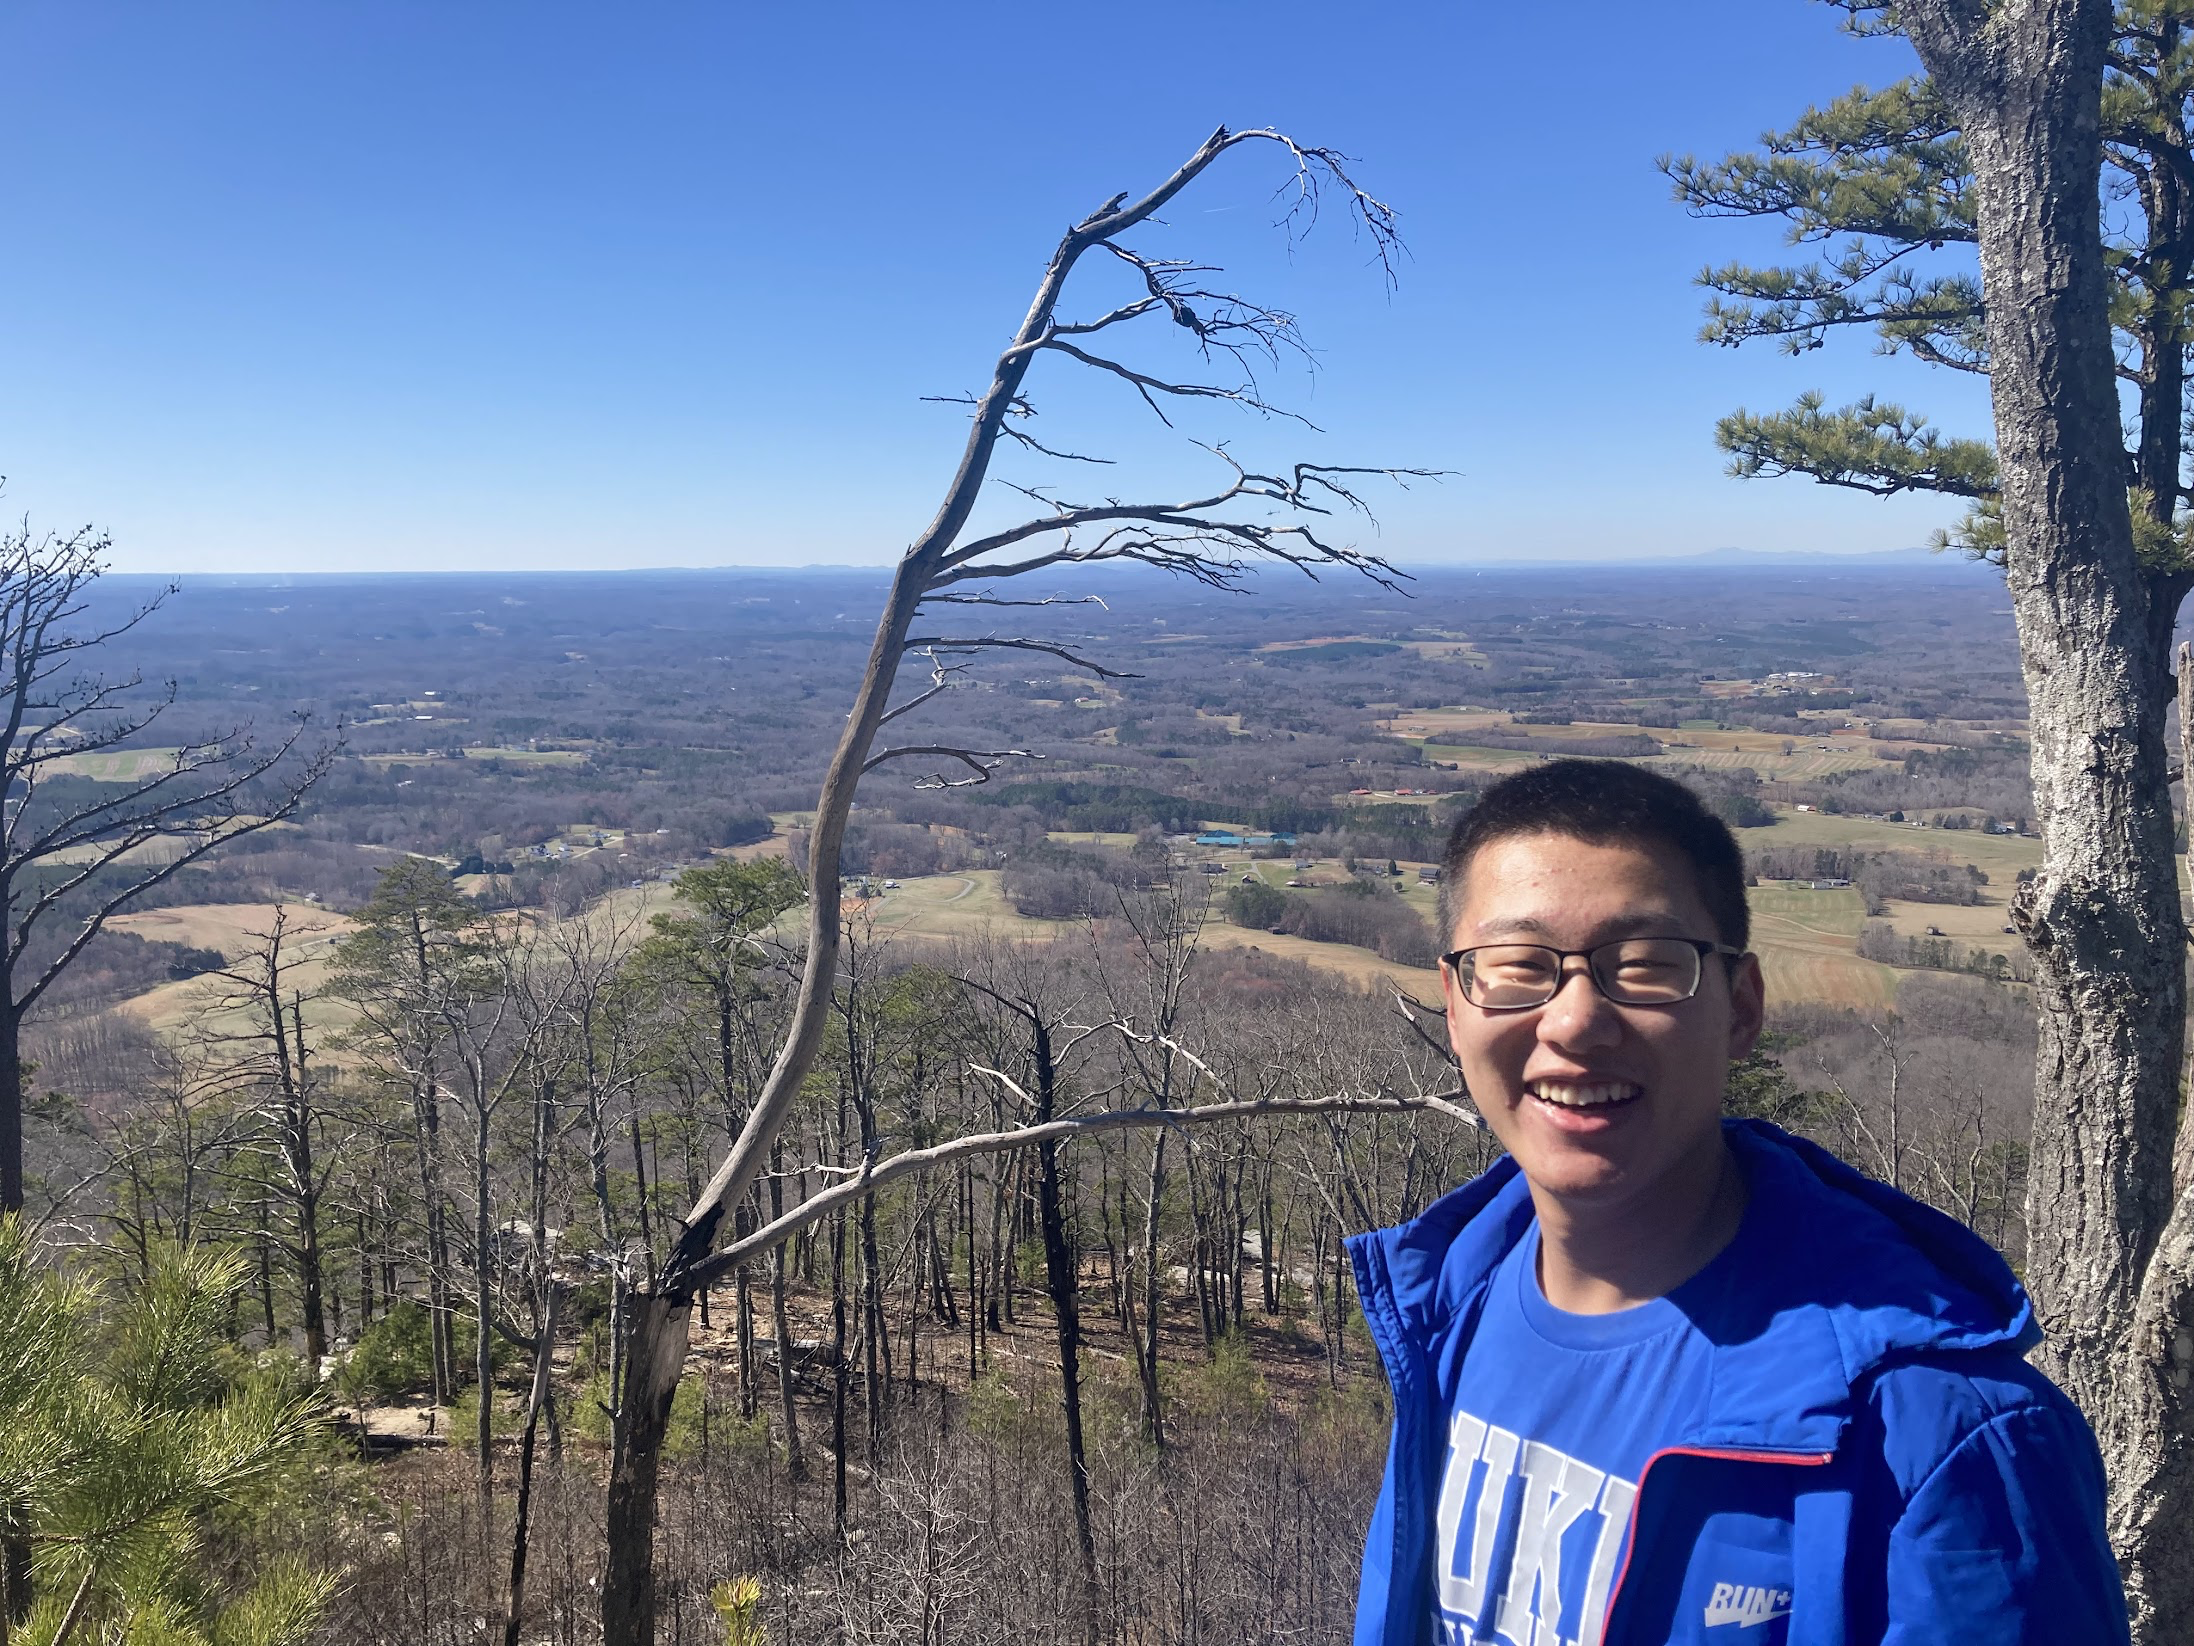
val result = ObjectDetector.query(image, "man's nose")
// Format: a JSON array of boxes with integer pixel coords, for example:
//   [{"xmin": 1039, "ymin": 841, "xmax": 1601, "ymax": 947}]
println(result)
[{"xmin": 1537, "ymin": 959, "xmax": 1621, "ymax": 1047}]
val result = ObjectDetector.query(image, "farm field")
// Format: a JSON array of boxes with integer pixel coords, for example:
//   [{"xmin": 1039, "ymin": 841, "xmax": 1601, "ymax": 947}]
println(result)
[
  {"xmin": 1417, "ymin": 743, "xmax": 1540, "ymax": 771},
  {"xmin": 1878, "ymin": 898, "xmax": 2020, "ymax": 942},
  {"xmin": 459, "ymin": 746, "xmax": 588, "ymax": 764},
  {"xmin": 360, "ymin": 746, "xmax": 587, "ymax": 768},
  {"xmin": 80, "ymin": 797, "xmax": 2040, "ymax": 1052},
  {"xmin": 111, "ymin": 879, "xmax": 692, "ymax": 1043},
  {"xmin": 1733, "ymin": 808, "xmax": 2041, "ymax": 884},
  {"xmin": 43, "ymin": 747, "xmax": 183, "ymax": 781},
  {"xmin": 669, "ymin": 796, "xmax": 2039, "ymax": 1013},
  {"xmin": 1382, "ymin": 707, "xmax": 1978, "ymax": 785},
  {"xmin": 109, "ymin": 902, "xmax": 357, "ymax": 1037},
  {"xmin": 828, "ymin": 866, "xmax": 1433, "ymax": 992},
  {"xmin": 1644, "ymin": 746, "xmax": 1879, "ymax": 778},
  {"xmin": 845, "ymin": 870, "xmax": 1024, "ymax": 945},
  {"xmin": 1744, "ymin": 883, "xmax": 1899, "ymax": 1009},
  {"xmin": 1199, "ymin": 923, "xmax": 1437, "ymax": 992}
]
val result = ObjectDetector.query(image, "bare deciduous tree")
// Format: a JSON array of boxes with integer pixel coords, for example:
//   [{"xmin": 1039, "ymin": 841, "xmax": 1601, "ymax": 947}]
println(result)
[
  {"xmin": 187, "ymin": 905, "xmax": 351, "ymax": 1365},
  {"xmin": 0, "ymin": 521, "xmax": 330, "ymax": 1217},
  {"xmin": 600, "ymin": 125, "xmax": 1434, "ymax": 1644}
]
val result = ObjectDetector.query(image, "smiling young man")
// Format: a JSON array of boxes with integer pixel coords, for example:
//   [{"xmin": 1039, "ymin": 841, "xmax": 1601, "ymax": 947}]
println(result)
[{"xmin": 1347, "ymin": 760, "xmax": 2125, "ymax": 1646}]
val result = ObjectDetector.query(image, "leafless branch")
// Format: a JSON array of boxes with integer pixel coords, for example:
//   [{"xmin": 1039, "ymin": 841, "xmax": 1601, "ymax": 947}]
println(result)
[
  {"xmin": 928, "ymin": 392, "xmax": 1119, "ymax": 466},
  {"xmin": 689, "ymin": 1088, "xmax": 1468, "ymax": 1287},
  {"xmin": 898, "ymin": 634, "xmax": 1140, "ymax": 680},
  {"xmin": 1037, "ymin": 336, "xmax": 1313, "ymax": 428},
  {"xmin": 860, "ymin": 744, "xmax": 1042, "ymax": 789},
  {"xmin": 876, "ymin": 647, "xmax": 969, "ymax": 728},
  {"xmin": 1392, "ymin": 989, "xmax": 1460, "ymax": 1069},
  {"xmin": 917, "ymin": 592, "xmax": 1111, "ymax": 611}
]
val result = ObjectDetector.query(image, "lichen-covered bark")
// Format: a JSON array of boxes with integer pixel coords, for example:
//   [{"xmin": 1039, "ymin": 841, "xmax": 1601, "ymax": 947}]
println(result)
[{"xmin": 1901, "ymin": 3, "xmax": 2194, "ymax": 1637}]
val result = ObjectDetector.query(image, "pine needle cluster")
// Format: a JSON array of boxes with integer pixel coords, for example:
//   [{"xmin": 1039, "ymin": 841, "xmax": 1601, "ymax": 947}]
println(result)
[{"xmin": 0, "ymin": 1220, "xmax": 335, "ymax": 1646}]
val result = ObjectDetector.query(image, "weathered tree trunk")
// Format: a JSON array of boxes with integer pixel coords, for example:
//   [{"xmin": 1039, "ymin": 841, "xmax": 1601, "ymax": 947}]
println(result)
[
  {"xmin": 501, "ymin": 1283, "xmax": 561, "ymax": 1646},
  {"xmin": 768, "ymin": 1141, "xmax": 803, "ymax": 1478},
  {"xmin": 357, "ymin": 1209, "xmax": 374, "ymax": 1329},
  {"xmin": 829, "ymin": 1204, "xmax": 849, "ymax": 1541},
  {"xmin": 475, "ymin": 1095, "xmax": 496, "ymax": 1513},
  {"xmin": 277, "ymin": 992, "xmax": 327, "ymax": 1367},
  {"xmin": 854, "ymin": 1077, "xmax": 888, "ymax": 1459},
  {"xmin": 2102, "ymin": 646, "xmax": 2194, "ymax": 1626},
  {"xmin": 1138, "ymin": 1132, "xmax": 1168, "ymax": 1447},
  {"xmin": 1901, "ymin": 5, "xmax": 2193, "ymax": 1634},
  {"xmin": 411, "ymin": 1078, "xmax": 454, "ymax": 1408},
  {"xmin": 255, "ymin": 1197, "xmax": 277, "ymax": 1340},
  {"xmin": 734, "ymin": 1199, "xmax": 755, "ymax": 1422},
  {"xmin": 601, "ymin": 1289, "xmax": 690, "ymax": 1644},
  {"xmin": 0, "ymin": 978, "xmax": 23, "ymax": 1219},
  {"xmin": 1030, "ymin": 1020, "xmax": 1100, "ymax": 1636},
  {"xmin": 600, "ymin": 547, "xmax": 934, "ymax": 1639}
]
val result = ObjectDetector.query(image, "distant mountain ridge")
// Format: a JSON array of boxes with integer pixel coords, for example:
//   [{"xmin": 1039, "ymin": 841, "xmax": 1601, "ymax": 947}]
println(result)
[{"xmin": 1425, "ymin": 545, "xmax": 1991, "ymax": 572}]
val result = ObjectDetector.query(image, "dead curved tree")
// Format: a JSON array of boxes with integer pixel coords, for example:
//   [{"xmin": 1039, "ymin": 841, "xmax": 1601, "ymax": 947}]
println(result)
[{"xmin": 600, "ymin": 125, "xmax": 1432, "ymax": 1644}]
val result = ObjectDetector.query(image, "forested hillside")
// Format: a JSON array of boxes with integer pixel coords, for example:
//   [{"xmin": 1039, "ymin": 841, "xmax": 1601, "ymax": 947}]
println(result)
[{"xmin": 0, "ymin": 559, "xmax": 2070, "ymax": 1643}]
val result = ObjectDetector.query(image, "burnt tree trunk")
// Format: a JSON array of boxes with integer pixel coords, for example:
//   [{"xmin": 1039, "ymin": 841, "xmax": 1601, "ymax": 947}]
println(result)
[
  {"xmin": 0, "ymin": 1000, "xmax": 21, "ymax": 1220},
  {"xmin": 829, "ymin": 1204, "xmax": 849, "ymax": 1542},
  {"xmin": 1029, "ymin": 1019, "xmax": 1100, "ymax": 1634},
  {"xmin": 502, "ymin": 1282, "xmax": 561, "ymax": 1646},
  {"xmin": 601, "ymin": 1290, "xmax": 691, "ymax": 1644}
]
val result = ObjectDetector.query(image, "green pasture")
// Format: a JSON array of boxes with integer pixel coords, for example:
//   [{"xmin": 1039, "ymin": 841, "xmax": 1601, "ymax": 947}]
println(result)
[
  {"xmin": 1419, "ymin": 744, "xmax": 1542, "ymax": 770},
  {"xmin": 1736, "ymin": 807, "xmax": 2040, "ymax": 883},
  {"xmin": 1644, "ymin": 747, "xmax": 1881, "ymax": 779},
  {"xmin": 46, "ymin": 747, "xmax": 182, "ymax": 781}
]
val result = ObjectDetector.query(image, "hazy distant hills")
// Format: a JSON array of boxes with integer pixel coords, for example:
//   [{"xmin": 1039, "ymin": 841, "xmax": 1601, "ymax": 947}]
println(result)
[{"xmin": 1431, "ymin": 546, "xmax": 1993, "ymax": 573}]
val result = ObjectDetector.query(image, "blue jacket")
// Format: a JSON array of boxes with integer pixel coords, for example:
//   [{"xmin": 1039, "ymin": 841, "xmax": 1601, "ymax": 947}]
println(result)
[{"xmin": 1346, "ymin": 1120, "xmax": 2127, "ymax": 1646}]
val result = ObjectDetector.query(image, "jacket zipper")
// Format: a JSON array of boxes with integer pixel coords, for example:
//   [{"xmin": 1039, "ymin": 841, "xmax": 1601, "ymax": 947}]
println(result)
[{"xmin": 1598, "ymin": 1444, "xmax": 1833, "ymax": 1646}]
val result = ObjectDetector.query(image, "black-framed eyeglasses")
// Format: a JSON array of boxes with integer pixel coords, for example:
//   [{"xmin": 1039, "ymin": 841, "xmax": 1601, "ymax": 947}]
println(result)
[{"xmin": 1440, "ymin": 938, "xmax": 1745, "ymax": 1011}]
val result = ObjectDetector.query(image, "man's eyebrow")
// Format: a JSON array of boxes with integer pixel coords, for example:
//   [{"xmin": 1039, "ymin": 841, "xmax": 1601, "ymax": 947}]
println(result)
[
  {"xmin": 1469, "ymin": 913, "xmax": 1681, "ymax": 940},
  {"xmin": 1471, "ymin": 915, "xmax": 1556, "ymax": 938}
]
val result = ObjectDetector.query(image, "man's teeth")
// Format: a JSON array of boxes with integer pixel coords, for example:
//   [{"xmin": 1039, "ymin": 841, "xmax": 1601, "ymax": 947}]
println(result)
[{"xmin": 1529, "ymin": 1081, "xmax": 1640, "ymax": 1109}]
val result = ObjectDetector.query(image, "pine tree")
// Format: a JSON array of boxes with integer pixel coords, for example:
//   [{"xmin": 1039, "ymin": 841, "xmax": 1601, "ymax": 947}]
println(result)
[
  {"xmin": 0, "ymin": 1220, "xmax": 333, "ymax": 1644},
  {"xmin": 1681, "ymin": 4, "xmax": 2194, "ymax": 1634},
  {"xmin": 1665, "ymin": 1, "xmax": 2194, "ymax": 666}
]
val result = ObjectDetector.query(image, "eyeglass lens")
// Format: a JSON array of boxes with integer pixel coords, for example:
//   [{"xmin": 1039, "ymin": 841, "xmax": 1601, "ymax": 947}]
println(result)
[{"xmin": 1459, "ymin": 939, "xmax": 1702, "ymax": 1008}]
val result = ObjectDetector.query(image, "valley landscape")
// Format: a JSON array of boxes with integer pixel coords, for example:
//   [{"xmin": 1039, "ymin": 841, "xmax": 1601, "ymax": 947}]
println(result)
[{"xmin": 0, "ymin": 554, "xmax": 2062, "ymax": 1644}]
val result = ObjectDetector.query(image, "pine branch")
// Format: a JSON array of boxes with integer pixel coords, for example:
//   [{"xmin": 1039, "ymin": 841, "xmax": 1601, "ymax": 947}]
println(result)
[{"xmin": 1716, "ymin": 391, "xmax": 1999, "ymax": 497}]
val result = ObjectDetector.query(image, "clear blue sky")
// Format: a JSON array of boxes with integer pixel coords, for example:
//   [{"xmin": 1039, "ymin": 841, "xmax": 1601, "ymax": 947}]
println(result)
[{"xmin": 1, "ymin": 2, "xmax": 1988, "ymax": 574}]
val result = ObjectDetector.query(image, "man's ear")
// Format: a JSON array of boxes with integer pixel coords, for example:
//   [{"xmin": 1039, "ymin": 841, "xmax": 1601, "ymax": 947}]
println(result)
[{"xmin": 1726, "ymin": 952, "xmax": 1765, "ymax": 1060}]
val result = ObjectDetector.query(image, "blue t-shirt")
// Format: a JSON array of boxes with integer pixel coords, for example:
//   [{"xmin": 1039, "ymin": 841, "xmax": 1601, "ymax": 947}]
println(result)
[{"xmin": 1428, "ymin": 1220, "xmax": 1741, "ymax": 1646}]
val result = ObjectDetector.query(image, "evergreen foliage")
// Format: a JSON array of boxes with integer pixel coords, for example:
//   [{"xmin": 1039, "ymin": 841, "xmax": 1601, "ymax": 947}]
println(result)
[
  {"xmin": 0, "ymin": 1221, "xmax": 334, "ymax": 1645},
  {"xmin": 1665, "ymin": 3, "xmax": 2194, "ymax": 585},
  {"xmin": 1221, "ymin": 879, "xmax": 1287, "ymax": 930}
]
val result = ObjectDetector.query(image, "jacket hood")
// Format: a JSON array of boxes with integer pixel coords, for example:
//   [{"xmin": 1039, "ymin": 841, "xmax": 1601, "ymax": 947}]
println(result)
[{"xmin": 1348, "ymin": 1119, "xmax": 2038, "ymax": 1455}]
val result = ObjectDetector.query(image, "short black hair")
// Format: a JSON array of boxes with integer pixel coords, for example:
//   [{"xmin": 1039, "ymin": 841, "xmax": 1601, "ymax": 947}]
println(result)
[{"xmin": 1436, "ymin": 759, "xmax": 1750, "ymax": 951}]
